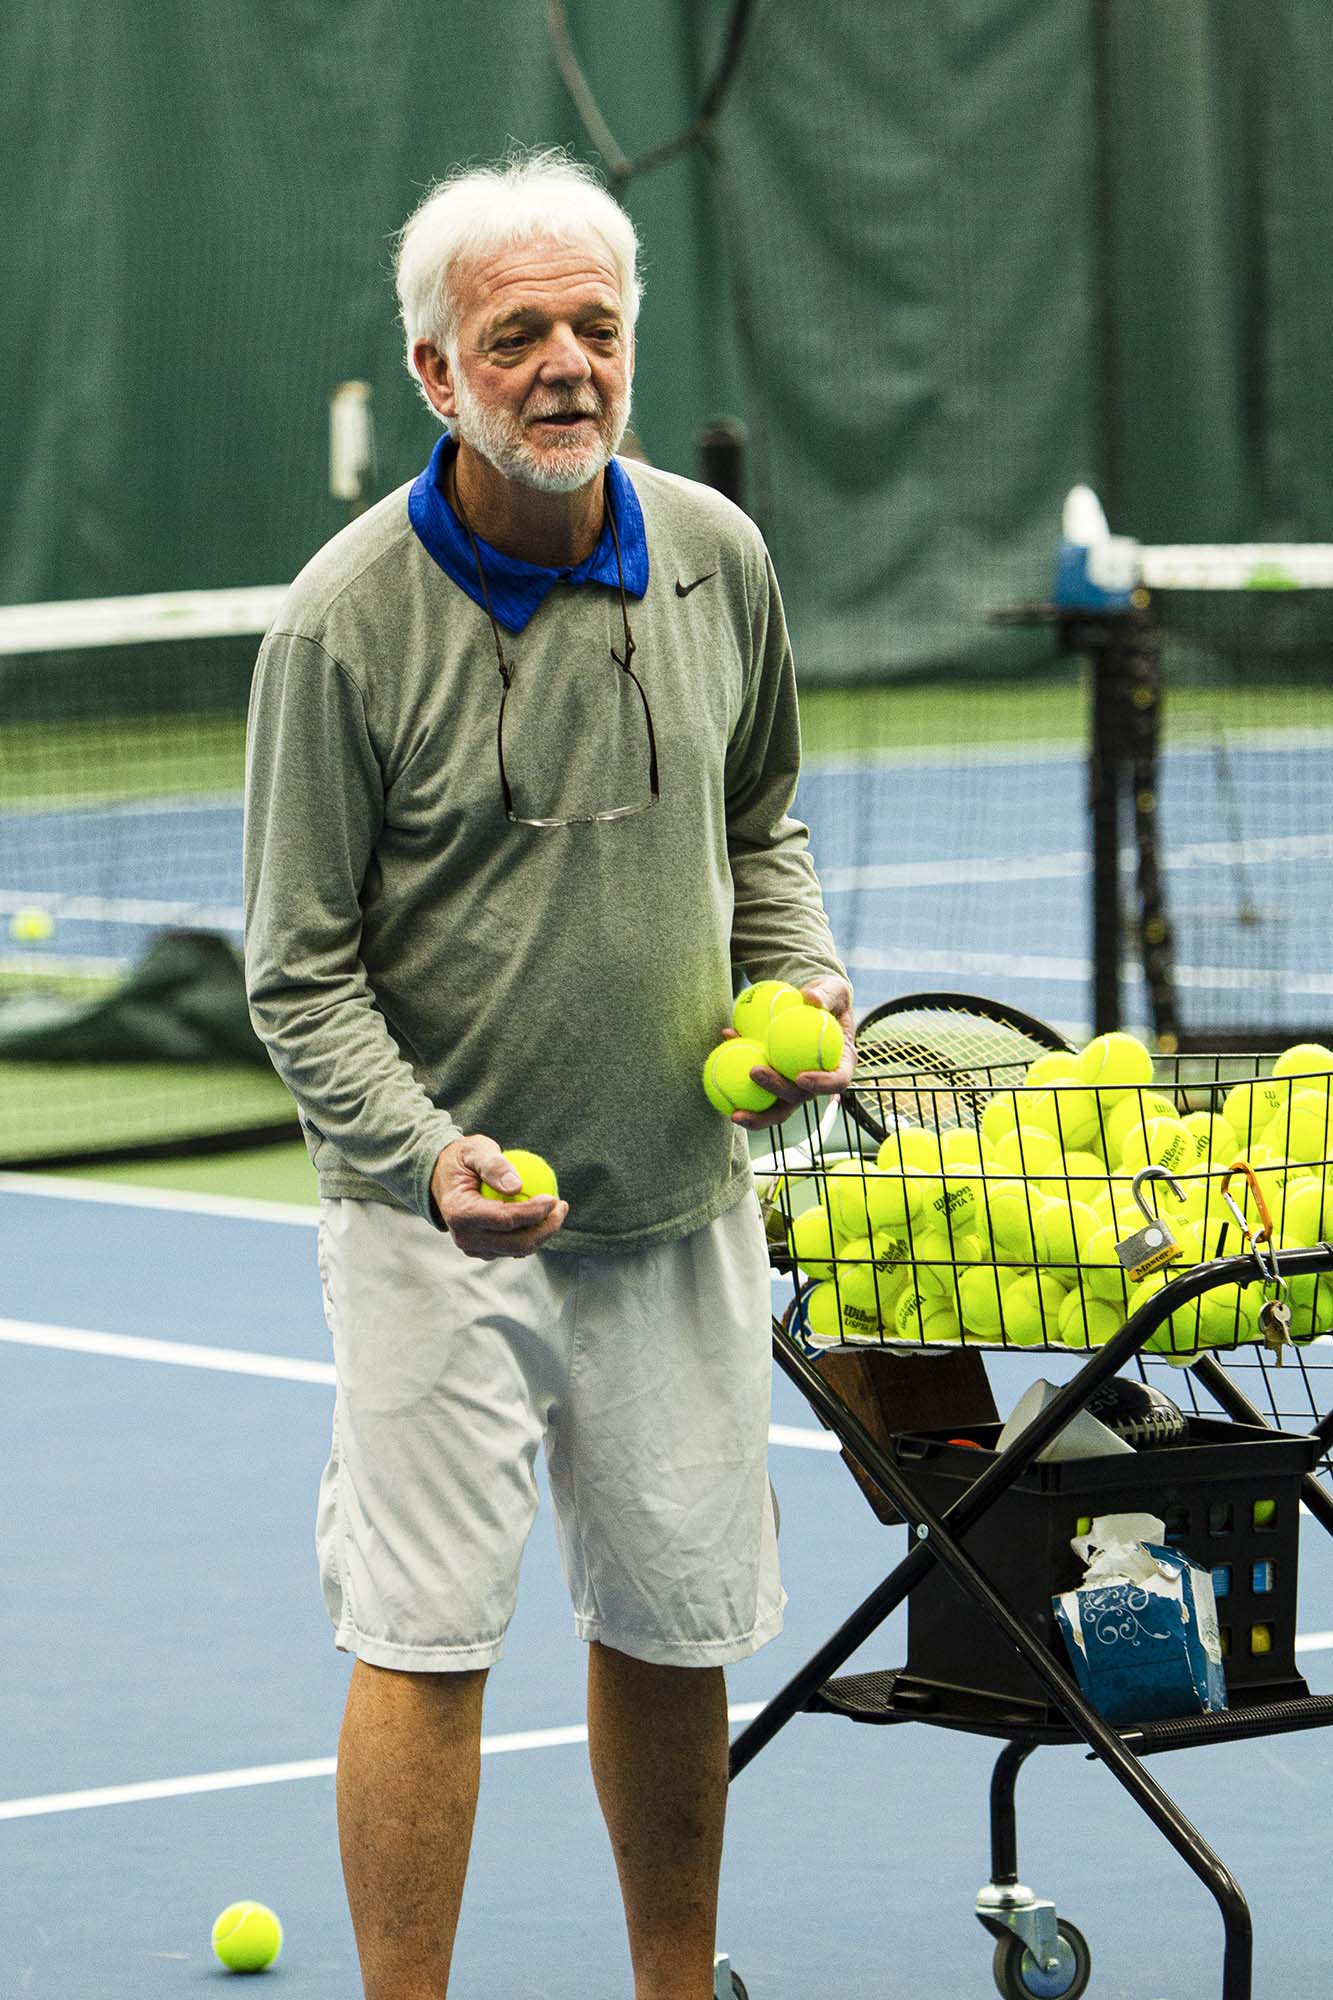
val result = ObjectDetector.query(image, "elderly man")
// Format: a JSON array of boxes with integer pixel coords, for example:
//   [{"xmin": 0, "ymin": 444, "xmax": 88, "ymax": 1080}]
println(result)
[{"xmin": 244, "ymin": 148, "xmax": 852, "ymax": 2000}]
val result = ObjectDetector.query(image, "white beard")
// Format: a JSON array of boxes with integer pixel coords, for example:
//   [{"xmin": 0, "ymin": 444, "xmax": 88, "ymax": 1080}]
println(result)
[{"xmin": 449, "ymin": 369, "xmax": 631, "ymax": 495}]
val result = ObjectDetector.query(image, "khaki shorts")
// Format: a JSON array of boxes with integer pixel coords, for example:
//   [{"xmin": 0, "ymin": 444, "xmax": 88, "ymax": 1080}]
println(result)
[{"xmin": 315, "ymin": 1192, "xmax": 784, "ymax": 1671}]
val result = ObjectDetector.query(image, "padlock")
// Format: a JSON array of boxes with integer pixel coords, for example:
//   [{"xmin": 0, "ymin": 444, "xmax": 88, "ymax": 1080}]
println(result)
[{"xmin": 1116, "ymin": 1166, "xmax": 1185, "ymax": 1282}]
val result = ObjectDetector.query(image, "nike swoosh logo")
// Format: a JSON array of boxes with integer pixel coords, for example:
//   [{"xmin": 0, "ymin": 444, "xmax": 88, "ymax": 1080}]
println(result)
[{"xmin": 675, "ymin": 572, "xmax": 717, "ymax": 597}]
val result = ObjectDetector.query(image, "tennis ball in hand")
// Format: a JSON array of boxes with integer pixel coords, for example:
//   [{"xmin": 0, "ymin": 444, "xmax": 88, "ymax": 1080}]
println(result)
[
  {"xmin": 732, "ymin": 979, "xmax": 803, "ymax": 1041},
  {"xmin": 480, "ymin": 1148, "xmax": 559, "ymax": 1201},
  {"xmin": 212, "ymin": 1901, "xmax": 283, "ymax": 1972},
  {"xmin": 702, "ymin": 1037, "xmax": 776, "ymax": 1115},
  {"xmin": 765, "ymin": 1001, "xmax": 843, "ymax": 1080},
  {"xmin": 8, "ymin": 907, "xmax": 54, "ymax": 942}
]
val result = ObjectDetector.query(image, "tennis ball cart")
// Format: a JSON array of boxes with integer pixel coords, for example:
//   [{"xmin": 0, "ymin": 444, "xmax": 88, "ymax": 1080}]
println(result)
[{"xmin": 724, "ymin": 994, "xmax": 1333, "ymax": 2000}]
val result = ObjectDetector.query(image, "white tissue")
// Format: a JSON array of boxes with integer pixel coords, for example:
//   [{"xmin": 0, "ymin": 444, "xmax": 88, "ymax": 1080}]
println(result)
[{"xmin": 1071, "ymin": 1512, "xmax": 1170, "ymax": 1588}]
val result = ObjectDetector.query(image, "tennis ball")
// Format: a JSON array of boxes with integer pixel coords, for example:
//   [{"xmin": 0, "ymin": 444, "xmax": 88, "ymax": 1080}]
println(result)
[
  {"xmin": 837, "ymin": 1235, "xmax": 909, "ymax": 1316},
  {"xmin": 731, "ymin": 979, "xmax": 803, "ymax": 1041},
  {"xmin": 1253, "ymin": 1498, "xmax": 1278, "ymax": 1527},
  {"xmin": 1080, "ymin": 1223, "xmax": 1131, "ymax": 1305},
  {"xmin": 766, "ymin": 1001, "xmax": 843, "ymax": 1080},
  {"xmin": 480, "ymin": 1148, "xmax": 559, "ymax": 1201},
  {"xmin": 906, "ymin": 1227, "xmax": 963, "ymax": 1298},
  {"xmin": 8, "ymin": 907, "xmax": 54, "ymax": 942},
  {"xmin": 788, "ymin": 1204, "xmax": 840, "ymax": 1279},
  {"xmin": 702, "ymin": 1037, "xmax": 776, "ymax": 1115},
  {"xmin": 1119, "ymin": 1115, "xmax": 1194, "ymax": 1178},
  {"xmin": 1039, "ymin": 1197, "xmax": 1102, "ymax": 1274},
  {"xmin": 1182, "ymin": 1110, "xmax": 1240, "ymax": 1165},
  {"xmin": 1057, "ymin": 1286, "xmax": 1122, "ymax": 1349},
  {"xmin": 1002, "ymin": 1271, "xmax": 1067, "ymax": 1346},
  {"xmin": 825, "ymin": 1158, "xmax": 877, "ymax": 1237},
  {"xmin": 923, "ymin": 1173, "xmax": 980, "ymax": 1240},
  {"xmin": 804, "ymin": 1281, "xmax": 882, "ymax": 1346},
  {"xmin": 1039, "ymin": 1150, "xmax": 1107, "ymax": 1201},
  {"xmin": 939, "ymin": 1127, "xmax": 986, "ymax": 1168},
  {"xmin": 1022, "ymin": 1059, "xmax": 1102, "ymax": 1151},
  {"xmin": 980, "ymin": 1091, "xmax": 1022, "ymax": 1151},
  {"xmin": 989, "ymin": 1123, "xmax": 1062, "ymax": 1177},
  {"xmin": 212, "ymin": 1902, "xmax": 283, "ymax": 1973},
  {"xmin": 956, "ymin": 1263, "xmax": 1017, "ymax": 1339},
  {"xmin": 978, "ymin": 1181, "xmax": 1048, "ymax": 1262},
  {"xmin": 1076, "ymin": 1031, "xmax": 1154, "ymax": 1091},
  {"xmin": 1273, "ymin": 1043, "xmax": 1333, "ymax": 1080},
  {"xmin": 1103, "ymin": 1090, "xmax": 1179, "ymax": 1164},
  {"xmin": 1280, "ymin": 1177, "xmax": 1331, "ymax": 1247},
  {"xmin": 1222, "ymin": 1077, "xmax": 1290, "ymax": 1147},
  {"xmin": 1261, "ymin": 1089, "xmax": 1333, "ymax": 1169},
  {"xmin": 893, "ymin": 1285, "xmax": 960, "ymax": 1344},
  {"xmin": 863, "ymin": 1162, "xmax": 929, "ymax": 1234},
  {"xmin": 877, "ymin": 1127, "xmax": 946, "ymax": 1208}
]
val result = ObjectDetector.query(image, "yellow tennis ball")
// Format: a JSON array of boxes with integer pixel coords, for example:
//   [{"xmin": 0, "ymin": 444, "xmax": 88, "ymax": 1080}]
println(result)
[
  {"xmin": 1103, "ymin": 1090, "xmax": 1178, "ymax": 1164},
  {"xmin": 906, "ymin": 1227, "xmax": 963, "ymax": 1298},
  {"xmin": 825, "ymin": 1158, "xmax": 878, "ymax": 1238},
  {"xmin": 8, "ymin": 907, "xmax": 55, "ymax": 942},
  {"xmin": 939, "ymin": 1127, "xmax": 986, "ymax": 1167},
  {"xmin": 991, "ymin": 1123, "xmax": 1063, "ymax": 1177},
  {"xmin": 1080, "ymin": 1223, "xmax": 1131, "ymax": 1305},
  {"xmin": 1022, "ymin": 1056, "xmax": 1102, "ymax": 1150},
  {"xmin": 956, "ymin": 1262, "xmax": 1019, "ymax": 1338},
  {"xmin": 836, "ymin": 1234, "xmax": 910, "ymax": 1316},
  {"xmin": 765, "ymin": 1001, "xmax": 843, "ymax": 1080},
  {"xmin": 1002, "ymin": 1271, "xmax": 1067, "ymax": 1345},
  {"xmin": 893, "ymin": 1285, "xmax": 960, "ymax": 1344},
  {"xmin": 1222, "ymin": 1077, "xmax": 1290, "ymax": 1147},
  {"xmin": 212, "ymin": 1901, "xmax": 283, "ymax": 1973},
  {"xmin": 1261, "ymin": 1090, "xmax": 1333, "ymax": 1169},
  {"xmin": 1119, "ymin": 1115, "xmax": 1194, "ymax": 1178},
  {"xmin": 922, "ymin": 1172, "xmax": 980, "ymax": 1241},
  {"xmin": 1076, "ymin": 1031, "xmax": 1154, "ymax": 1090},
  {"xmin": 1057, "ymin": 1286, "xmax": 1122, "ymax": 1349},
  {"xmin": 980, "ymin": 1091, "xmax": 1022, "ymax": 1151},
  {"xmin": 480, "ymin": 1148, "xmax": 559, "ymax": 1201},
  {"xmin": 1039, "ymin": 1150, "xmax": 1107, "ymax": 1201},
  {"xmin": 1038, "ymin": 1196, "xmax": 1102, "ymax": 1274},
  {"xmin": 731, "ymin": 979, "xmax": 803, "ymax": 1040},
  {"xmin": 977, "ymin": 1180, "xmax": 1048, "ymax": 1262},
  {"xmin": 877, "ymin": 1126, "xmax": 946, "ymax": 1204},
  {"xmin": 702, "ymin": 1037, "xmax": 776, "ymax": 1115},
  {"xmin": 804, "ymin": 1280, "xmax": 881, "ymax": 1346},
  {"xmin": 788, "ymin": 1204, "xmax": 840, "ymax": 1278},
  {"xmin": 1272, "ymin": 1042, "xmax": 1333, "ymax": 1080},
  {"xmin": 863, "ymin": 1162, "xmax": 928, "ymax": 1234},
  {"xmin": 1280, "ymin": 1177, "xmax": 1332, "ymax": 1247},
  {"xmin": 1181, "ymin": 1110, "xmax": 1240, "ymax": 1166}
]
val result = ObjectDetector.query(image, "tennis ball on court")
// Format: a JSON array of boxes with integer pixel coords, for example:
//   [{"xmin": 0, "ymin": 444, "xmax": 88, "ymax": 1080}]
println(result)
[
  {"xmin": 8, "ymin": 907, "xmax": 54, "ymax": 942},
  {"xmin": 1002, "ymin": 1271, "xmax": 1067, "ymax": 1346},
  {"xmin": 702, "ymin": 1037, "xmax": 776, "ymax": 1115},
  {"xmin": 765, "ymin": 1001, "xmax": 843, "ymax": 1080},
  {"xmin": 480, "ymin": 1148, "xmax": 559, "ymax": 1201},
  {"xmin": 211, "ymin": 1901, "xmax": 283, "ymax": 1973},
  {"xmin": 1057, "ymin": 1286, "xmax": 1122, "ymax": 1349},
  {"xmin": 732, "ymin": 978, "xmax": 803, "ymax": 1041},
  {"xmin": 1273, "ymin": 1043, "xmax": 1333, "ymax": 1080},
  {"xmin": 1076, "ymin": 1032, "xmax": 1154, "ymax": 1091},
  {"xmin": 1119, "ymin": 1115, "xmax": 1194, "ymax": 1179}
]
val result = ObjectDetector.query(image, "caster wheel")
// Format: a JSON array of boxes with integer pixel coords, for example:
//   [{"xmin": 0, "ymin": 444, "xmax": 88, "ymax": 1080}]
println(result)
[
  {"xmin": 993, "ymin": 1919, "xmax": 1091, "ymax": 2000},
  {"xmin": 729, "ymin": 1979, "xmax": 749, "ymax": 2000}
]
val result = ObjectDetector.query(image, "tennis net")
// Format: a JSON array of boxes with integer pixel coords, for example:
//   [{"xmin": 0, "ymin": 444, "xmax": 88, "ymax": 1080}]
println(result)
[{"xmin": 0, "ymin": 587, "xmax": 296, "ymax": 1165}]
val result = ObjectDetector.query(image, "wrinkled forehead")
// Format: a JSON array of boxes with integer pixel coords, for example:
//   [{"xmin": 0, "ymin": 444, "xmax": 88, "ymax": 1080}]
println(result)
[{"xmin": 451, "ymin": 233, "xmax": 626, "ymax": 335}]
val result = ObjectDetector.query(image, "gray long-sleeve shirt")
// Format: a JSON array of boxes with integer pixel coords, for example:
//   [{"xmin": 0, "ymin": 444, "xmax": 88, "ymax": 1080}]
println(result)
[{"xmin": 243, "ymin": 456, "xmax": 848, "ymax": 1254}]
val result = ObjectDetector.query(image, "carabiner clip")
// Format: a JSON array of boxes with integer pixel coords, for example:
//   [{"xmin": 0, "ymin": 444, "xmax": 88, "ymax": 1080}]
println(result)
[{"xmin": 1219, "ymin": 1160, "xmax": 1281, "ymax": 1286}]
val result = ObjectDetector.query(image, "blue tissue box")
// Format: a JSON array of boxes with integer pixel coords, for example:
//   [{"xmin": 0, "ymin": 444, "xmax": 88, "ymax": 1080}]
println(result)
[{"xmin": 1052, "ymin": 1543, "xmax": 1228, "ymax": 1725}]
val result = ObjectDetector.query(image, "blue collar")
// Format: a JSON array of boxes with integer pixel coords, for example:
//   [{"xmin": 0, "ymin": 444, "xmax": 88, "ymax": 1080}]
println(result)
[{"xmin": 408, "ymin": 434, "xmax": 649, "ymax": 634}]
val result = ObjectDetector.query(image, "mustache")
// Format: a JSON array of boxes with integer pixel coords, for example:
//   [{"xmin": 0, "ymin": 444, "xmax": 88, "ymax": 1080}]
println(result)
[{"xmin": 523, "ymin": 393, "xmax": 603, "ymax": 423}]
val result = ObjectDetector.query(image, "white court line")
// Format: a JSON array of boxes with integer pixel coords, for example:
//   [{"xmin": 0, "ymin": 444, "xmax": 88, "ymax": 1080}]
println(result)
[
  {"xmin": 0, "ymin": 1172, "xmax": 318, "ymax": 1226},
  {"xmin": 0, "ymin": 1706, "xmax": 768, "ymax": 1822},
  {"xmin": 0, "ymin": 1320, "xmax": 838, "ymax": 1451}
]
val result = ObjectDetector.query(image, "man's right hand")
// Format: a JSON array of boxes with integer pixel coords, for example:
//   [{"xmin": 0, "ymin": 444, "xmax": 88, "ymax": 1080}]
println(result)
[{"xmin": 430, "ymin": 1135, "xmax": 569, "ymax": 1259}]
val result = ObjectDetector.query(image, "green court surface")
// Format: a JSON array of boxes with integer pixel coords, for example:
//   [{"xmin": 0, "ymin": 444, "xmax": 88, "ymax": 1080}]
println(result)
[{"xmin": 46, "ymin": 1137, "xmax": 319, "ymax": 1205}]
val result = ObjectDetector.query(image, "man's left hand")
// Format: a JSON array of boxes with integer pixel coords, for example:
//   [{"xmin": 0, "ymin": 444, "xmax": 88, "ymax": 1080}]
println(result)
[{"xmin": 724, "ymin": 976, "xmax": 855, "ymax": 1132}]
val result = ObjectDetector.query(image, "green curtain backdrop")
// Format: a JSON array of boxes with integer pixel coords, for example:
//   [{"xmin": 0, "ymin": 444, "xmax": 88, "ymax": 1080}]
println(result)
[{"xmin": 4, "ymin": 1, "xmax": 1331, "ymax": 682}]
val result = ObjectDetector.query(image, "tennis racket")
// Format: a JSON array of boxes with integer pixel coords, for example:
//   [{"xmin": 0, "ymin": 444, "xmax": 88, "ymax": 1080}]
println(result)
[{"xmin": 844, "ymin": 991, "xmax": 1074, "ymax": 1149}]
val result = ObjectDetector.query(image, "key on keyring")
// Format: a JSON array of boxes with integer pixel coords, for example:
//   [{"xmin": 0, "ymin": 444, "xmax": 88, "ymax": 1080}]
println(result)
[{"xmin": 1257, "ymin": 1297, "xmax": 1293, "ymax": 1361}]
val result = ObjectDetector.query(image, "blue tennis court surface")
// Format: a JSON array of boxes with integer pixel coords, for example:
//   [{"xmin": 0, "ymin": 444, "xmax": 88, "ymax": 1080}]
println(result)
[
  {"xmin": 6, "ymin": 734, "xmax": 1331, "ymax": 1038},
  {"xmin": 5, "ymin": 1179, "xmax": 1333, "ymax": 1997}
]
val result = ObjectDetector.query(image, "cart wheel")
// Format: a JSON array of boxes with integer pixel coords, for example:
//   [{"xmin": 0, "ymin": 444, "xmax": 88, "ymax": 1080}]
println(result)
[
  {"xmin": 992, "ymin": 1920, "xmax": 1090, "ymax": 2000},
  {"xmin": 728, "ymin": 1978, "xmax": 749, "ymax": 2000}
]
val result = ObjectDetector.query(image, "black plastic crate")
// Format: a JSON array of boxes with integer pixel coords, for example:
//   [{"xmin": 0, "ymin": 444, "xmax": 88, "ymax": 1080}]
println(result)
[{"xmin": 888, "ymin": 1415, "xmax": 1318, "ymax": 1727}]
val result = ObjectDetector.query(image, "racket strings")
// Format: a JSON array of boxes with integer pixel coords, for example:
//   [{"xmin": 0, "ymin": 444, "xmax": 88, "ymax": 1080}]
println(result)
[{"xmin": 847, "ymin": 1004, "xmax": 1067, "ymax": 1143}]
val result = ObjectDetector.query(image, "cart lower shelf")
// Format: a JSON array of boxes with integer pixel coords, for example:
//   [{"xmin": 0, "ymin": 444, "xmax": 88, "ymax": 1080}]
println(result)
[{"xmin": 809, "ymin": 1665, "xmax": 1333, "ymax": 1752}]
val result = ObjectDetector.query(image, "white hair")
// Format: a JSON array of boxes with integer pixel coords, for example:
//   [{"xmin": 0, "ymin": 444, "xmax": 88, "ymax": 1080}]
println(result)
[{"xmin": 394, "ymin": 147, "xmax": 642, "ymax": 405}]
